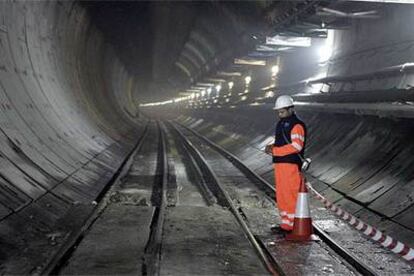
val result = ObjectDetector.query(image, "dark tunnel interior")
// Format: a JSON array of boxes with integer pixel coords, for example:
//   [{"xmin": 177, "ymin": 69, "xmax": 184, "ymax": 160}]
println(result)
[{"xmin": 1, "ymin": 0, "xmax": 414, "ymax": 274}]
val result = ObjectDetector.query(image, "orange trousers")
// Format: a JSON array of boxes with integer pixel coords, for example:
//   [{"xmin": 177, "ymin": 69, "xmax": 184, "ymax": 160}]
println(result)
[{"xmin": 273, "ymin": 163, "xmax": 303, "ymax": 231}]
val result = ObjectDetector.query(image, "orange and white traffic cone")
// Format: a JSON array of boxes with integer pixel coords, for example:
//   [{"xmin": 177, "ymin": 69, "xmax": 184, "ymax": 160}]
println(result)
[{"xmin": 286, "ymin": 179, "xmax": 317, "ymax": 241}]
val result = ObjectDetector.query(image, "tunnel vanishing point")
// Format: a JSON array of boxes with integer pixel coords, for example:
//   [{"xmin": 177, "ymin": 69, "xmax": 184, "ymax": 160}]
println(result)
[{"xmin": 0, "ymin": 1, "xmax": 414, "ymax": 275}]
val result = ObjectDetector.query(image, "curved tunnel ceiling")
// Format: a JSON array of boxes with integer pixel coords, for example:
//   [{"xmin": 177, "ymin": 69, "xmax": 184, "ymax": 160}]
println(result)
[
  {"xmin": 81, "ymin": 1, "xmax": 274, "ymax": 102},
  {"xmin": 81, "ymin": 0, "xmax": 383, "ymax": 104}
]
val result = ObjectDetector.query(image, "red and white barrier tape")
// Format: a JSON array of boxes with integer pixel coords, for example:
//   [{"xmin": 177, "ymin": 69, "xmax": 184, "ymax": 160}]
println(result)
[{"xmin": 306, "ymin": 182, "xmax": 414, "ymax": 262}]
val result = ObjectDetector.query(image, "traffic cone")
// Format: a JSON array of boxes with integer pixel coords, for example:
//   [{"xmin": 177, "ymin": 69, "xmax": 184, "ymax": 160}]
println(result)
[{"xmin": 286, "ymin": 179, "xmax": 317, "ymax": 241}]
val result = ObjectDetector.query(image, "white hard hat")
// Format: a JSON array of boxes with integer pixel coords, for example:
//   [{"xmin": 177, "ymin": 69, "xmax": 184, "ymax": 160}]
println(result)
[{"xmin": 273, "ymin": 95, "xmax": 294, "ymax": 110}]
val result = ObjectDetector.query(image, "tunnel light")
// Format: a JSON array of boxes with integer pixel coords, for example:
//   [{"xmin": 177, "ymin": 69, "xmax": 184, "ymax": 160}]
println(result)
[
  {"xmin": 207, "ymin": 87, "xmax": 212, "ymax": 95},
  {"xmin": 271, "ymin": 65, "xmax": 279, "ymax": 76},
  {"xmin": 235, "ymin": 58, "xmax": 266, "ymax": 66},
  {"xmin": 241, "ymin": 96, "xmax": 247, "ymax": 101},
  {"xmin": 201, "ymin": 90, "xmax": 206, "ymax": 97},
  {"xmin": 217, "ymin": 71, "xmax": 242, "ymax": 77},
  {"xmin": 265, "ymin": 91, "xmax": 275, "ymax": 98},
  {"xmin": 139, "ymin": 99, "xmax": 174, "ymax": 107},
  {"xmin": 319, "ymin": 30, "xmax": 335, "ymax": 63},
  {"xmin": 228, "ymin": 81, "xmax": 234, "ymax": 90},
  {"xmin": 318, "ymin": 46, "xmax": 331, "ymax": 63},
  {"xmin": 245, "ymin": 76, "xmax": 251, "ymax": 85},
  {"xmin": 215, "ymin": 84, "xmax": 222, "ymax": 92},
  {"xmin": 225, "ymin": 98, "xmax": 230, "ymax": 103},
  {"xmin": 266, "ymin": 35, "xmax": 311, "ymax": 47}
]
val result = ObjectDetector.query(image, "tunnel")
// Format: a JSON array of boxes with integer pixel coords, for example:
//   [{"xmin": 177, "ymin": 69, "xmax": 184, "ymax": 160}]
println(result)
[{"xmin": 0, "ymin": 0, "xmax": 414, "ymax": 275}]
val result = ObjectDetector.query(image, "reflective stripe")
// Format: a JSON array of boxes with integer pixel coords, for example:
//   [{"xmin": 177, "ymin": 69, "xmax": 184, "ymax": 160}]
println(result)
[
  {"xmin": 392, "ymin": 242, "xmax": 405, "ymax": 253},
  {"xmin": 372, "ymin": 231, "xmax": 383, "ymax": 241},
  {"xmin": 295, "ymin": 193, "xmax": 310, "ymax": 218},
  {"xmin": 291, "ymin": 142, "xmax": 303, "ymax": 151},
  {"xmin": 280, "ymin": 211, "xmax": 287, "ymax": 216},
  {"xmin": 403, "ymin": 248, "xmax": 414, "ymax": 261},
  {"xmin": 381, "ymin": 236, "xmax": 393, "ymax": 247},
  {"xmin": 291, "ymin": 134, "xmax": 305, "ymax": 142},
  {"xmin": 287, "ymin": 213, "xmax": 295, "ymax": 219},
  {"xmin": 281, "ymin": 219, "xmax": 294, "ymax": 226},
  {"xmin": 343, "ymin": 212, "xmax": 350, "ymax": 220},
  {"xmin": 363, "ymin": 225, "xmax": 373, "ymax": 235},
  {"xmin": 355, "ymin": 221, "xmax": 364, "ymax": 230}
]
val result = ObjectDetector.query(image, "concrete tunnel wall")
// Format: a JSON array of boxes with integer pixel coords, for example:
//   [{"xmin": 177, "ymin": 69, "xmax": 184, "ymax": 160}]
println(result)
[{"xmin": 0, "ymin": 1, "xmax": 143, "ymax": 272}]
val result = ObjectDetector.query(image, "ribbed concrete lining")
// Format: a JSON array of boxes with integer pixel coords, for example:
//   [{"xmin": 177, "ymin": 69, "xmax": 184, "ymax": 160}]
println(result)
[
  {"xmin": 177, "ymin": 106, "xmax": 414, "ymax": 248},
  {"xmin": 0, "ymin": 1, "xmax": 142, "ymax": 273}
]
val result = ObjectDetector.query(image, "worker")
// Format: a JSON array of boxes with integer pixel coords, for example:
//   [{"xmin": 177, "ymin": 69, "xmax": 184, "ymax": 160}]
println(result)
[{"xmin": 265, "ymin": 95, "xmax": 307, "ymax": 234}]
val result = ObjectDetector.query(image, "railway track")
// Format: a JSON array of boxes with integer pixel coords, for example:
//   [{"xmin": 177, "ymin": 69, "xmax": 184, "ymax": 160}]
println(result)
[
  {"xmin": 42, "ymin": 119, "xmax": 387, "ymax": 275},
  {"xmin": 45, "ymin": 121, "xmax": 271, "ymax": 275}
]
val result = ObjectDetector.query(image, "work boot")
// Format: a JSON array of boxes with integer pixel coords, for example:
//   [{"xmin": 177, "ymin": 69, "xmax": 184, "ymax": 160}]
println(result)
[{"xmin": 270, "ymin": 225, "xmax": 292, "ymax": 235}]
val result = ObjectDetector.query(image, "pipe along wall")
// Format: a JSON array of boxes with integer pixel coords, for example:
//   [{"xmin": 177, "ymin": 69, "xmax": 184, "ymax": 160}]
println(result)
[{"xmin": 0, "ymin": 1, "xmax": 142, "ymax": 273}]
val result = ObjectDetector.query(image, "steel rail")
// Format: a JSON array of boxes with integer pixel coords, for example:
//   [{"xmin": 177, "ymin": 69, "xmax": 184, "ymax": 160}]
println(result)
[
  {"xmin": 143, "ymin": 121, "xmax": 169, "ymax": 275},
  {"xmin": 43, "ymin": 121, "xmax": 151, "ymax": 275},
  {"xmin": 166, "ymin": 123, "xmax": 217, "ymax": 206},
  {"xmin": 176, "ymin": 121, "xmax": 377, "ymax": 276},
  {"xmin": 169, "ymin": 121, "xmax": 282, "ymax": 276}
]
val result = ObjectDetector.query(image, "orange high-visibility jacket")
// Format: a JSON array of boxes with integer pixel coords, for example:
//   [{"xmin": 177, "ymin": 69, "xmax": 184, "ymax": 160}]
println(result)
[
  {"xmin": 272, "ymin": 114, "xmax": 307, "ymax": 231},
  {"xmin": 272, "ymin": 124, "xmax": 305, "ymax": 157}
]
